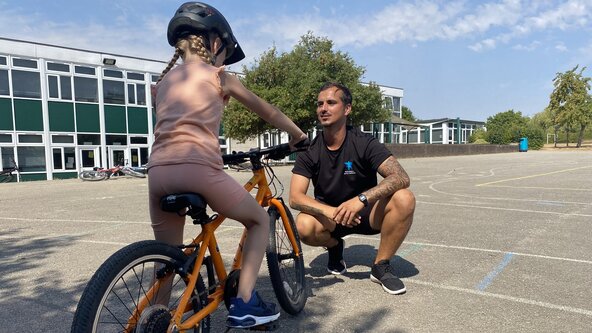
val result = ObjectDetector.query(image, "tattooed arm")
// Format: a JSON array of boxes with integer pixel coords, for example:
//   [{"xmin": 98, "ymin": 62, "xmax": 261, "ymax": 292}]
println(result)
[
  {"xmin": 363, "ymin": 156, "xmax": 410, "ymax": 204},
  {"xmin": 289, "ymin": 174, "xmax": 336, "ymax": 219}
]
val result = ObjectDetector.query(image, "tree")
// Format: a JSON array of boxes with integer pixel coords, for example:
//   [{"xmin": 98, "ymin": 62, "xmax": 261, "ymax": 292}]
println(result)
[
  {"xmin": 223, "ymin": 33, "xmax": 389, "ymax": 141},
  {"xmin": 401, "ymin": 106, "xmax": 416, "ymax": 122},
  {"xmin": 547, "ymin": 66, "xmax": 592, "ymax": 148},
  {"xmin": 485, "ymin": 110, "xmax": 528, "ymax": 145}
]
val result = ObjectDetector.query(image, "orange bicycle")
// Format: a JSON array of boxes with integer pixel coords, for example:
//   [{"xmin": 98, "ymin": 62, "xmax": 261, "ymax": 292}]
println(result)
[{"xmin": 71, "ymin": 143, "xmax": 308, "ymax": 332}]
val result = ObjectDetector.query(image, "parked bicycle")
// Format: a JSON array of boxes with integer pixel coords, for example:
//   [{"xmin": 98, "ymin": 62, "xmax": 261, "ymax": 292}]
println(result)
[
  {"xmin": 71, "ymin": 143, "xmax": 308, "ymax": 332},
  {"xmin": 0, "ymin": 158, "xmax": 20, "ymax": 183},
  {"xmin": 79, "ymin": 165, "xmax": 146, "ymax": 181}
]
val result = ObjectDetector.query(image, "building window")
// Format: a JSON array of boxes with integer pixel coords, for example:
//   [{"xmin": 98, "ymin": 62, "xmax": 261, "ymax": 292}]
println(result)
[
  {"xmin": 13, "ymin": 58, "xmax": 38, "ymax": 69},
  {"xmin": 18, "ymin": 134, "xmax": 43, "ymax": 143},
  {"xmin": 52, "ymin": 147, "xmax": 76, "ymax": 170},
  {"xmin": 106, "ymin": 134, "xmax": 127, "ymax": 145},
  {"xmin": 0, "ymin": 133, "xmax": 12, "ymax": 143},
  {"xmin": 47, "ymin": 62, "xmax": 70, "ymax": 73},
  {"xmin": 0, "ymin": 69, "xmax": 8, "ymax": 95},
  {"xmin": 103, "ymin": 80, "xmax": 125, "ymax": 104},
  {"xmin": 17, "ymin": 146, "xmax": 46, "ymax": 172},
  {"xmin": 77, "ymin": 133, "xmax": 100, "ymax": 145},
  {"xmin": 151, "ymin": 74, "xmax": 159, "ymax": 83},
  {"xmin": 75, "ymin": 66, "xmax": 96, "ymax": 75},
  {"xmin": 130, "ymin": 136, "xmax": 148, "ymax": 144},
  {"xmin": 48, "ymin": 75, "xmax": 73, "ymax": 100},
  {"xmin": 74, "ymin": 76, "xmax": 98, "ymax": 102},
  {"xmin": 127, "ymin": 72, "xmax": 145, "ymax": 81},
  {"xmin": 12, "ymin": 70, "xmax": 41, "ymax": 98},
  {"xmin": 392, "ymin": 97, "xmax": 401, "ymax": 112},
  {"xmin": 51, "ymin": 134, "xmax": 75, "ymax": 144},
  {"xmin": 0, "ymin": 56, "xmax": 6, "ymax": 66},
  {"xmin": 127, "ymin": 83, "xmax": 146, "ymax": 105},
  {"xmin": 104, "ymin": 69, "xmax": 123, "ymax": 78},
  {"xmin": 383, "ymin": 96, "xmax": 393, "ymax": 111}
]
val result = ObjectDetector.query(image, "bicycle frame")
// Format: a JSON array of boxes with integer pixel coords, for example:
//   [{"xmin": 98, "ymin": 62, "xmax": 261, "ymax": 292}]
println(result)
[{"xmin": 125, "ymin": 166, "xmax": 302, "ymax": 332}]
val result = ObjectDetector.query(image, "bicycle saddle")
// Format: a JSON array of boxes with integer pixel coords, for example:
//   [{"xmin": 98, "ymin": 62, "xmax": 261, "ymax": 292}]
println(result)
[{"xmin": 160, "ymin": 193, "xmax": 211, "ymax": 224}]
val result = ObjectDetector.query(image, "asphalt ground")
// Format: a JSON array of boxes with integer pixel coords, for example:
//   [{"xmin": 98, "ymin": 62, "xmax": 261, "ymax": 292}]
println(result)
[{"xmin": 1, "ymin": 150, "xmax": 591, "ymax": 333}]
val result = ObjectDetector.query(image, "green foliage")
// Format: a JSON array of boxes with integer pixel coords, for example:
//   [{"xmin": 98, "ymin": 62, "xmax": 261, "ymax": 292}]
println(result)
[
  {"xmin": 485, "ymin": 110, "xmax": 528, "ymax": 144},
  {"xmin": 472, "ymin": 138, "xmax": 489, "ymax": 144},
  {"xmin": 520, "ymin": 123, "xmax": 545, "ymax": 150},
  {"xmin": 223, "ymin": 33, "xmax": 389, "ymax": 141},
  {"xmin": 547, "ymin": 65, "xmax": 592, "ymax": 147},
  {"xmin": 401, "ymin": 106, "xmax": 416, "ymax": 122},
  {"xmin": 469, "ymin": 128, "xmax": 487, "ymax": 143}
]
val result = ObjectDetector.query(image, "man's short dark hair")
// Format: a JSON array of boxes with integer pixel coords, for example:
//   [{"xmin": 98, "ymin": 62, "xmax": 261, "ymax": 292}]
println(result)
[{"xmin": 319, "ymin": 82, "xmax": 352, "ymax": 106}]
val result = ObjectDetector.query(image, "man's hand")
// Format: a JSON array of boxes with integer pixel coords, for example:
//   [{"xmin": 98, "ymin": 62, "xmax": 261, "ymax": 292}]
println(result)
[{"xmin": 332, "ymin": 198, "xmax": 364, "ymax": 228}]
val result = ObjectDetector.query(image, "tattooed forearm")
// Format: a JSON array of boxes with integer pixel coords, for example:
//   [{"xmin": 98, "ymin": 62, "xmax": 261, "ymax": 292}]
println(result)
[
  {"xmin": 364, "ymin": 156, "xmax": 410, "ymax": 203},
  {"xmin": 290, "ymin": 203, "xmax": 326, "ymax": 217}
]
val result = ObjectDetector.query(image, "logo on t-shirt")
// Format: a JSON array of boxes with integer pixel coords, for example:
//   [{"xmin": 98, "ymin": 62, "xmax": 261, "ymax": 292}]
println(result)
[{"xmin": 344, "ymin": 161, "xmax": 356, "ymax": 175}]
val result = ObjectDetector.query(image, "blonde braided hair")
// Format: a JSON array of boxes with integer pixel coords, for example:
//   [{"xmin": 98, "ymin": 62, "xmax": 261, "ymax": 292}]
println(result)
[{"xmin": 156, "ymin": 34, "xmax": 216, "ymax": 84}]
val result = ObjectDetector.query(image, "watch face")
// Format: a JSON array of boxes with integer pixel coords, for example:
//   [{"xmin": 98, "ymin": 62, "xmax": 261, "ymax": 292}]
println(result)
[{"xmin": 358, "ymin": 194, "xmax": 368, "ymax": 206}]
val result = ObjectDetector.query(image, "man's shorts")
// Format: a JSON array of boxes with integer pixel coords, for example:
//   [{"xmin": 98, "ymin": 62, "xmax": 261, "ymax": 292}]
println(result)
[{"xmin": 329, "ymin": 203, "xmax": 380, "ymax": 239}]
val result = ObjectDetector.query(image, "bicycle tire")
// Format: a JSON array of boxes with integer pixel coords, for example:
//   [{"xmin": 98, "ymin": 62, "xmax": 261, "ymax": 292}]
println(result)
[
  {"xmin": 71, "ymin": 240, "xmax": 210, "ymax": 333},
  {"xmin": 266, "ymin": 202, "xmax": 307, "ymax": 315},
  {"xmin": 79, "ymin": 170, "xmax": 107, "ymax": 181},
  {"xmin": 121, "ymin": 167, "xmax": 147, "ymax": 178}
]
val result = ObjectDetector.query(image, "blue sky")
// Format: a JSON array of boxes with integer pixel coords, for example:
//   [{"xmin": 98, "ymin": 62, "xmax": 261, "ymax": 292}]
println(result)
[{"xmin": 1, "ymin": 0, "xmax": 592, "ymax": 121}]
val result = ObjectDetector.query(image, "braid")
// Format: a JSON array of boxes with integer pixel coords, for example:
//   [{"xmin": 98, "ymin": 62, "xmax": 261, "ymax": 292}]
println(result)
[
  {"xmin": 180, "ymin": 35, "xmax": 216, "ymax": 65},
  {"xmin": 156, "ymin": 49, "xmax": 181, "ymax": 84}
]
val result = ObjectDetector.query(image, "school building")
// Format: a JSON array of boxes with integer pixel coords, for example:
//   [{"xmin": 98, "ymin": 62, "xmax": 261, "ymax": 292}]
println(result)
[{"xmin": 0, "ymin": 37, "xmax": 480, "ymax": 181}]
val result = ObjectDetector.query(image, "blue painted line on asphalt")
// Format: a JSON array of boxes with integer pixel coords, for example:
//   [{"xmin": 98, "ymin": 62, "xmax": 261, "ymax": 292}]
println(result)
[
  {"xmin": 397, "ymin": 243, "xmax": 423, "ymax": 258},
  {"xmin": 476, "ymin": 252, "xmax": 514, "ymax": 291}
]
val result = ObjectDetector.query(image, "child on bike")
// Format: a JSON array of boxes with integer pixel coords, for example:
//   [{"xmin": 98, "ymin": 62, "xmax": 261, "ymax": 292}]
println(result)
[{"xmin": 147, "ymin": 2, "xmax": 308, "ymax": 328}]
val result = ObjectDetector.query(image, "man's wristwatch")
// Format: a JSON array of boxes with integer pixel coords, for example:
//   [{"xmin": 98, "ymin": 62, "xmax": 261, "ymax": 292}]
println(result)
[{"xmin": 358, "ymin": 193, "xmax": 368, "ymax": 207}]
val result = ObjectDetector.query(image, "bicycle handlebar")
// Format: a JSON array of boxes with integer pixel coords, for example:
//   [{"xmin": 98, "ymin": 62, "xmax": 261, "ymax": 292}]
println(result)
[{"xmin": 222, "ymin": 140, "xmax": 309, "ymax": 165}]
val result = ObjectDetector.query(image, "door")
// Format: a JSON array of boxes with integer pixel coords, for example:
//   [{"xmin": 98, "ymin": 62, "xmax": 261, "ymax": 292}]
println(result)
[
  {"xmin": 79, "ymin": 147, "xmax": 100, "ymax": 170},
  {"xmin": 109, "ymin": 148, "xmax": 127, "ymax": 167}
]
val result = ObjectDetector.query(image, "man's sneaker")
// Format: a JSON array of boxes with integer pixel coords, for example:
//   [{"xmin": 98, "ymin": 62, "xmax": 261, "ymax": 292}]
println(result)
[
  {"xmin": 327, "ymin": 237, "xmax": 347, "ymax": 275},
  {"xmin": 370, "ymin": 259, "xmax": 406, "ymax": 295},
  {"xmin": 226, "ymin": 291, "xmax": 280, "ymax": 328}
]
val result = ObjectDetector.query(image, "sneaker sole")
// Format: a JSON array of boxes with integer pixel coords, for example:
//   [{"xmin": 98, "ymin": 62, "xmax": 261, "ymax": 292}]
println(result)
[
  {"xmin": 227, "ymin": 313, "xmax": 280, "ymax": 328},
  {"xmin": 326, "ymin": 266, "xmax": 347, "ymax": 275},
  {"xmin": 370, "ymin": 274, "xmax": 406, "ymax": 295}
]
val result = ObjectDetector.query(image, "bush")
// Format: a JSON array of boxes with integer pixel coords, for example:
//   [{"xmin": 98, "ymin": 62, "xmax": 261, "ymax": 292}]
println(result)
[
  {"xmin": 521, "ymin": 124, "xmax": 545, "ymax": 150},
  {"xmin": 472, "ymin": 138, "xmax": 489, "ymax": 144},
  {"xmin": 469, "ymin": 128, "xmax": 487, "ymax": 143}
]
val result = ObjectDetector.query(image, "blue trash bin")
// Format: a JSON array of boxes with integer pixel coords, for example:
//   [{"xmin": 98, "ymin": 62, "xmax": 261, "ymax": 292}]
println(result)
[{"xmin": 519, "ymin": 137, "xmax": 528, "ymax": 152}]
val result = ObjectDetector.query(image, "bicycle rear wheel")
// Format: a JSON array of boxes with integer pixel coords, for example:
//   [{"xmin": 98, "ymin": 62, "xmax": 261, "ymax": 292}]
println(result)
[
  {"xmin": 266, "ymin": 201, "xmax": 307, "ymax": 315},
  {"xmin": 71, "ymin": 240, "xmax": 210, "ymax": 333},
  {"xmin": 79, "ymin": 170, "xmax": 107, "ymax": 181}
]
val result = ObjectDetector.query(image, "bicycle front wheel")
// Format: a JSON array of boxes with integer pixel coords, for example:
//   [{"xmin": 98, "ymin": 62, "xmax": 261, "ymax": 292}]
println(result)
[
  {"xmin": 71, "ymin": 240, "xmax": 210, "ymax": 333},
  {"xmin": 266, "ymin": 201, "xmax": 307, "ymax": 315},
  {"xmin": 79, "ymin": 170, "xmax": 107, "ymax": 181}
]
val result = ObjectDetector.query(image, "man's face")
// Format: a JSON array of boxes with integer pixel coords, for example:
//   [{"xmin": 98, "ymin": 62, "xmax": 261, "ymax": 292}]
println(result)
[{"xmin": 316, "ymin": 88, "xmax": 351, "ymax": 128}]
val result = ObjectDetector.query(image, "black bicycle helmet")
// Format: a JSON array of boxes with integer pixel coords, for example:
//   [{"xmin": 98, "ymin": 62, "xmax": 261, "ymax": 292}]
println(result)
[{"xmin": 167, "ymin": 2, "xmax": 245, "ymax": 65}]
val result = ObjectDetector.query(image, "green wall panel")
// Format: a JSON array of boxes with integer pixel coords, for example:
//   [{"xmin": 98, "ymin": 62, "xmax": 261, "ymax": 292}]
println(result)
[
  {"xmin": 20, "ymin": 173, "xmax": 47, "ymax": 181},
  {"xmin": 0, "ymin": 98, "xmax": 13, "ymax": 130},
  {"xmin": 14, "ymin": 99, "xmax": 43, "ymax": 131},
  {"xmin": 76, "ymin": 103, "xmax": 100, "ymax": 133},
  {"xmin": 105, "ymin": 105, "xmax": 126, "ymax": 133},
  {"xmin": 48, "ymin": 101, "xmax": 75, "ymax": 132},
  {"xmin": 52, "ymin": 172, "xmax": 78, "ymax": 180},
  {"xmin": 127, "ymin": 107, "xmax": 148, "ymax": 134}
]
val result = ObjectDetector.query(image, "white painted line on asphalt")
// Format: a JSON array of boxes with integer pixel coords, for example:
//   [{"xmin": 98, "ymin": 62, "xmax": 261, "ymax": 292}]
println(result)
[
  {"xmin": 476, "ymin": 165, "xmax": 592, "ymax": 187},
  {"xmin": 407, "ymin": 279, "xmax": 592, "ymax": 317},
  {"xmin": 0, "ymin": 216, "xmax": 148, "ymax": 224},
  {"xmin": 417, "ymin": 200, "xmax": 592, "ymax": 218},
  {"xmin": 428, "ymin": 180, "xmax": 592, "ymax": 206},
  {"xmin": 349, "ymin": 235, "xmax": 592, "ymax": 265}
]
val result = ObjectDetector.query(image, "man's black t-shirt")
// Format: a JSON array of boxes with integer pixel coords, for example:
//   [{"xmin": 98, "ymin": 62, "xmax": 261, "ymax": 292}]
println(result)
[{"xmin": 292, "ymin": 126, "xmax": 392, "ymax": 207}]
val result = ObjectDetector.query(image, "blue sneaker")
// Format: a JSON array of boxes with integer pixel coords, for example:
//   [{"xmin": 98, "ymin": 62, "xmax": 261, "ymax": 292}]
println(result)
[{"xmin": 227, "ymin": 291, "xmax": 280, "ymax": 328}]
